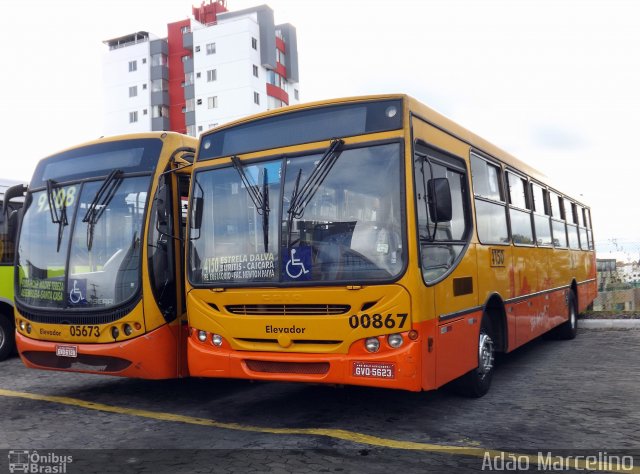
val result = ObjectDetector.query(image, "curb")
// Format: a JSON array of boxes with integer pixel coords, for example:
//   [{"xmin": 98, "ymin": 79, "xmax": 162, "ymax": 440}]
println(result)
[{"xmin": 580, "ymin": 319, "xmax": 640, "ymax": 329}]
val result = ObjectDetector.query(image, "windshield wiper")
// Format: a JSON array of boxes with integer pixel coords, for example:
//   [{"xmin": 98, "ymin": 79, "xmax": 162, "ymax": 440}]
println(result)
[
  {"xmin": 230, "ymin": 156, "xmax": 270, "ymax": 252},
  {"xmin": 82, "ymin": 169, "xmax": 123, "ymax": 251},
  {"xmin": 285, "ymin": 139, "xmax": 344, "ymax": 246},
  {"xmin": 286, "ymin": 139, "xmax": 344, "ymax": 220},
  {"xmin": 46, "ymin": 179, "xmax": 69, "ymax": 252}
]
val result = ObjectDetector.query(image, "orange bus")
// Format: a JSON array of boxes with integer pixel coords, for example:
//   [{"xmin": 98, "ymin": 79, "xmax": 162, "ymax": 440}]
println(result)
[
  {"xmin": 185, "ymin": 95, "xmax": 596, "ymax": 396},
  {"xmin": 14, "ymin": 132, "xmax": 196, "ymax": 379}
]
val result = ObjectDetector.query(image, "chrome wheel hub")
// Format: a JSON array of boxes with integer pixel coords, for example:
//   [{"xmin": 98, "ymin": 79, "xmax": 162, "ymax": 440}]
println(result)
[{"xmin": 478, "ymin": 332, "xmax": 494, "ymax": 377}]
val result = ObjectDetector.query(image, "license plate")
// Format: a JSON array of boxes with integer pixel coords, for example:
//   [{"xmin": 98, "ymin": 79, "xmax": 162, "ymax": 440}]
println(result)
[
  {"xmin": 352, "ymin": 361, "xmax": 395, "ymax": 379},
  {"xmin": 56, "ymin": 345, "xmax": 78, "ymax": 358}
]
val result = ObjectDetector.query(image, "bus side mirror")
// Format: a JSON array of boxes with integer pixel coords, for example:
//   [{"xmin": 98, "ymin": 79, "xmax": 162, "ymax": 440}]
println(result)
[
  {"xmin": 427, "ymin": 178, "xmax": 452, "ymax": 223},
  {"xmin": 0, "ymin": 183, "xmax": 27, "ymax": 224},
  {"xmin": 191, "ymin": 197, "xmax": 203, "ymax": 230}
]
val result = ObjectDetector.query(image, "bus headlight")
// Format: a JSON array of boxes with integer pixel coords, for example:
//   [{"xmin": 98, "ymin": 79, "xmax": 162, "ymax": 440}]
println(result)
[
  {"xmin": 111, "ymin": 327, "xmax": 119, "ymax": 339},
  {"xmin": 19, "ymin": 320, "xmax": 25, "ymax": 331},
  {"xmin": 365, "ymin": 337, "xmax": 380, "ymax": 353},
  {"xmin": 197, "ymin": 330, "xmax": 207, "ymax": 342},
  {"xmin": 387, "ymin": 333, "xmax": 404, "ymax": 348},
  {"xmin": 211, "ymin": 334, "xmax": 223, "ymax": 347},
  {"xmin": 26, "ymin": 323, "xmax": 32, "ymax": 334},
  {"xmin": 123, "ymin": 324, "xmax": 133, "ymax": 336}
]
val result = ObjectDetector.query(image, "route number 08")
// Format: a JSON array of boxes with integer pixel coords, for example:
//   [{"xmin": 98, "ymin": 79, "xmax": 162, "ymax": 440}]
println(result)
[{"xmin": 37, "ymin": 187, "xmax": 77, "ymax": 213}]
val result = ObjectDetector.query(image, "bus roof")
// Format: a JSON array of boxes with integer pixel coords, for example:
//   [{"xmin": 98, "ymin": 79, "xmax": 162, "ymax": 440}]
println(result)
[{"xmin": 204, "ymin": 94, "xmax": 585, "ymax": 207}]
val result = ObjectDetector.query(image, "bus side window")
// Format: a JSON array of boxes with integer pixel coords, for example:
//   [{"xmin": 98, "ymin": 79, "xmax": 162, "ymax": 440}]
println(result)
[
  {"xmin": 470, "ymin": 153, "xmax": 508, "ymax": 245},
  {"xmin": 414, "ymin": 146, "xmax": 469, "ymax": 283}
]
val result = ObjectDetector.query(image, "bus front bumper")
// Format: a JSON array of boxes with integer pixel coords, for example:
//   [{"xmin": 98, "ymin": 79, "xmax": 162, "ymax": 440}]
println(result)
[
  {"xmin": 16, "ymin": 324, "xmax": 183, "ymax": 379},
  {"xmin": 187, "ymin": 331, "xmax": 424, "ymax": 392}
]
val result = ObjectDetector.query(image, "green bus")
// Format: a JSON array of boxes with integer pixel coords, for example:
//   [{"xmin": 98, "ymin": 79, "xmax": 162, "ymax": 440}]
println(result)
[{"xmin": 0, "ymin": 180, "xmax": 27, "ymax": 360}]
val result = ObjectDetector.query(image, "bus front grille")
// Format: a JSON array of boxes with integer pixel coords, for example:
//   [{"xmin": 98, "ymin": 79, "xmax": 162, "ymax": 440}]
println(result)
[
  {"xmin": 244, "ymin": 359, "xmax": 330, "ymax": 375},
  {"xmin": 225, "ymin": 304, "xmax": 350, "ymax": 316}
]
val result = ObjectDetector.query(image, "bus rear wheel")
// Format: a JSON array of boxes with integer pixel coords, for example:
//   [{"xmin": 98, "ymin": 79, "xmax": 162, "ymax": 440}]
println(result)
[
  {"xmin": 552, "ymin": 292, "xmax": 578, "ymax": 340},
  {"xmin": 454, "ymin": 317, "xmax": 495, "ymax": 398},
  {"xmin": 0, "ymin": 314, "xmax": 15, "ymax": 361}
]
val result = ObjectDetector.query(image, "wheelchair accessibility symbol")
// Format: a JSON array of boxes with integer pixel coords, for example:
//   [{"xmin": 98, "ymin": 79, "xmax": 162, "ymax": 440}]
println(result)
[
  {"xmin": 69, "ymin": 279, "xmax": 86, "ymax": 305},
  {"xmin": 283, "ymin": 247, "xmax": 311, "ymax": 280}
]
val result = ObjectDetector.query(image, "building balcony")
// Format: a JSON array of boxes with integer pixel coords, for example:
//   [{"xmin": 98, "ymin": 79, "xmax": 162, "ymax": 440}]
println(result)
[
  {"xmin": 185, "ymin": 111, "xmax": 196, "ymax": 127},
  {"xmin": 183, "ymin": 58, "xmax": 194, "ymax": 74},
  {"xmin": 152, "ymin": 116, "xmax": 170, "ymax": 131},
  {"xmin": 184, "ymin": 84, "xmax": 195, "ymax": 100},
  {"xmin": 150, "ymin": 65, "xmax": 169, "ymax": 81},
  {"xmin": 151, "ymin": 90, "xmax": 170, "ymax": 105},
  {"xmin": 183, "ymin": 32, "xmax": 193, "ymax": 50}
]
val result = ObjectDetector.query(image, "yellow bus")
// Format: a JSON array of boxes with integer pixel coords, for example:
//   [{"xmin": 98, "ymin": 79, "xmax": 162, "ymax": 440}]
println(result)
[
  {"xmin": 186, "ymin": 95, "xmax": 596, "ymax": 397},
  {"xmin": 0, "ymin": 180, "xmax": 27, "ymax": 360},
  {"xmin": 14, "ymin": 132, "xmax": 196, "ymax": 379}
]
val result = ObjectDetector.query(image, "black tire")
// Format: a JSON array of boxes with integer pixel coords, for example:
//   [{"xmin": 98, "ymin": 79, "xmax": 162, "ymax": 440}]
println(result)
[
  {"xmin": 0, "ymin": 314, "xmax": 15, "ymax": 361},
  {"xmin": 453, "ymin": 316, "xmax": 495, "ymax": 398},
  {"xmin": 553, "ymin": 291, "xmax": 578, "ymax": 340}
]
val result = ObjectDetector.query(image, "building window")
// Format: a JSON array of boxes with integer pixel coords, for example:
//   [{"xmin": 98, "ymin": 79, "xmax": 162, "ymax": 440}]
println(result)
[
  {"xmin": 252, "ymin": 37, "xmax": 258, "ymax": 50},
  {"xmin": 151, "ymin": 53, "xmax": 167, "ymax": 67},
  {"xmin": 129, "ymin": 111, "xmax": 138, "ymax": 123},
  {"xmin": 208, "ymin": 96, "xmax": 218, "ymax": 109},
  {"xmin": 181, "ymin": 25, "xmax": 190, "ymax": 34},
  {"xmin": 198, "ymin": 125, "xmax": 203, "ymax": 132},
  {"xmin": 253, "ymin": 65, "xmax": 259, "ymax": 77},
  {"xmin": 206, "ymin": 42, "xmax": 216, "ymax": 55},
  {"xmin": 195, "ymin": 45, "xmax": 200, "ymax": 52},
  {"xmin": 196, "ymin": 72, "xmax": 201, "ymax": 79},
  {"xmin": 294, "ymin": 89, "xmax": 299, "ymax": 100},
  {"xmin": 129, "ymin": 86, "xmax": 138, "ymax": 98},
  {"xmin": 197, "ymin": 98, "xmax": 202, "ymax": 105},
  {"xmin": 151, "ymin": 79, "xmax": 168, "ymax": 92},
  {"xmin": 128, "ymin": 60, "xmax": 137, "ymax": 72},
  {"xmin": 142, "ymin": 84, "xmax": 147, "ymax": 90},
  {"xmin": 207, "ymin": 69, "xmax": 217, "ymax": 82},
  {"xmin": 152, "ymin": 105, "xmax": 168, "ymax": 118},
  {"xmin": 181, "ymin": 55, "xmax": 191, "ymax": 63},
  {"xmin": 143, "ymin": 109, "xmax": 148, "ymax": 115},
  {"xmin": 254, "ymin": 92, "xmax": 260, "ymax": 105},
  {"xmin": 142, "ymin": 58, "xmax": 147, "ymax": 64}
]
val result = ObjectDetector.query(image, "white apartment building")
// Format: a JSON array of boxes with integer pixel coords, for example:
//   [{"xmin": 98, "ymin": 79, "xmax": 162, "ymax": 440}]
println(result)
[{"xmin": 103, "ymin": 1, "xmax": 299, "ymax": 137}]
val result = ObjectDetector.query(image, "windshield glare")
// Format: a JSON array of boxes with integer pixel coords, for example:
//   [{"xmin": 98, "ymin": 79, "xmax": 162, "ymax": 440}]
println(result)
[
  {"xmin": 17, "ymin": 176, "xmax": 149, "ymax": 309},
  {"xmin": 189, "ymin": 142, "xmax": 404, "ymax": 285}
]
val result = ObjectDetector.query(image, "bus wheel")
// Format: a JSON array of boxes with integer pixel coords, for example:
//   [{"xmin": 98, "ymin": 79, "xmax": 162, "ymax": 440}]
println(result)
[
  {"xmin": 454, "ymin": 317, "xmax": 495, "ymax": 398},
  {"xmin": 0, "ymin": 315, "xmax": 15, "ymax": 361},
  {"xmin": 553, "ymin": 292, "xmax": 578, "ymax": 340}
]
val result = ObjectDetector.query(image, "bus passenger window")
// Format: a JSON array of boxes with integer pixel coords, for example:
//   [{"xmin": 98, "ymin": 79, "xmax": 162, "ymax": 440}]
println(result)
[
  {"xmin": 531, "ymin": 183, "xmax": 552, "ymax": 247},
  {"xmin": 471, "ymin": 154, "xmax": 508, "ymax": 245},
  {"xmin": 506, "ymin": 171, "xmax": 534, "ymax": 245}
]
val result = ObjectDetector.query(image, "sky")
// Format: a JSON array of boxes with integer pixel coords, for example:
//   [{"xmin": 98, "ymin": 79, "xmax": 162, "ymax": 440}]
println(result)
[{"xmin": 0, "ymin": 0, "xmax": 638, "ymax": 258}]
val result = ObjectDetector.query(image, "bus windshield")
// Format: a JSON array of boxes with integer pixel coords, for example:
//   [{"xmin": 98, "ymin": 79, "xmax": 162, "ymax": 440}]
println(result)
[
  {"xmin": 189, "ymin": 142, "xmax": 405, "ymax": 285},
  {"xmin": 16, "ymin": 142, "xmax": 158, "ymax": 311}
]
